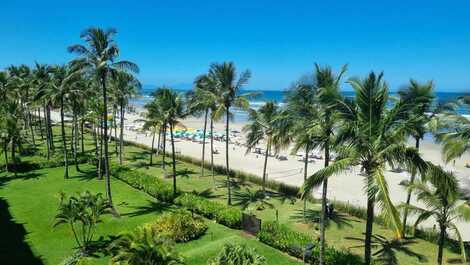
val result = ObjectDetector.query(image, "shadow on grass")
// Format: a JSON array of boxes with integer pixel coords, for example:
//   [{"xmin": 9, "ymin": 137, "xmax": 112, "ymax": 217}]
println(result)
[
  {"xmin": 69, "ymin": 168, "xmax": 99, "ymax": 182},
  {"xmin": 191, "ymin": 188, "xmax": 224, "ymax": 199},
  {"xmin": 0, "ymin": 172, "xmax": 45, "ymax": 188},
  {"xmin": 290, "ymin": 208, "xmax": 358, "ymax": 229},
  {"xmin": 233, "ymin": 188, "xmax": 275, "ymax": 210},
  {"xmin": 0, "ymin": 198, "xmax": 44, "ymax": 265},
  {"xmin": 121, "ymin": 200, "xmax": 172, "ymax": 217},
  {"xmin": 346, "ymin": 234, "xmax": 427, "ymax": 265}
]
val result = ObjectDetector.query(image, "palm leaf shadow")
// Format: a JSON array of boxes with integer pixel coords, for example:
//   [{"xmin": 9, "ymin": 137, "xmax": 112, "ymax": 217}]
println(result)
[
  {"xmin": 345, "ymin": 234, "xmax": 427, "ymax": 265},
  {"xmin": 121, "ymin": 200, "xmax": 172, "ymax": 217},
  {"xmin": 290, "ymin": 208, "xmax": 356, "ymax": 229}
]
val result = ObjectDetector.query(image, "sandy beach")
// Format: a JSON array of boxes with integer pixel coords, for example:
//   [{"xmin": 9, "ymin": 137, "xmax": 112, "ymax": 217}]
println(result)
[{"xmin": 50, "ymin": 109, "xmax": 470, "ymax": 239}]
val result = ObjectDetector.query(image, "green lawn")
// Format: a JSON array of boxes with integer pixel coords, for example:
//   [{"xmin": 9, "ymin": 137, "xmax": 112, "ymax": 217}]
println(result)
[{"xmin": 0, "ymin": 125, "xmax": 466, "ymax": 265}]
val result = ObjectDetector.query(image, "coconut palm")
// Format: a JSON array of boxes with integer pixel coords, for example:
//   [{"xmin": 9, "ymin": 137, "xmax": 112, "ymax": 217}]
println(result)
[
  {"xmin": 397, "ymin": 80, "xmax": 435, "ymax": 234},
  {"xmin": 36, "ymin": 64, "xmax": 82, "ymax": 178},
  {"xmin": 111, "ymin": 71, "xmax": 141, "ymax": 165},
  {"xmin": 141, "ymin": 98, "xmax": 165, "ymax": 166},
  {"xmin": 109, "ymin": 227, "xmax": 184, "ymax": 265},
  {"xmin": 68, "ymin": 27, "xmax": 139, "ymax": 208},
  {"xmin": 401, "ymin": 165, "xmax": 470, "ymax": 265},
  {"xmin": 209, "ymin": 62, "xmax": 252, "ymax": 205},
  {"xmin": 243, "ymin": 101, "xmax": 283, "ymax": 195},
  {"xmin": 187, "ymin": 74, "xmax": 218, "ymax": 180},
  {"xmin": 301, "ymin": 72, "xmax": 430, "ymax": 265},
  {"xmin": 154, "ymin": 87, "xmax": 187, "ymax": 196}
]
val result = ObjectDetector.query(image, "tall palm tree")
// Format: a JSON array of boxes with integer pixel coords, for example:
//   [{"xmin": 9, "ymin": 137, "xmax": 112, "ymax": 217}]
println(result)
[
  {"xmin": 155, "ymin": 87, "xmax": 187, "ymax": 196},
  {"xmin": 301, "ymin": 72, "xmax": 429, "ymax": 265},
  {"xmin": 111, "ymin": 71, "xmax": 141, "ymax": 165},
  {"xmin": 397, "ymin": 80, "xmax": 435, "ymax": 234},
  {"xmin": 37, "ymin": 64, "xmax": 82, "ymax": 178},
  {"xmin": 209, "ymin": 62, "xmax": 251, "ymax": 205},
  {"xmin": 243, "ymin": 101, "xmax": 283, "ymax": 195},
  {"xmin": 187, "ymin": 74, "xmax": 218, "ymax": 179},
  {"xmin": 141, "ymin": 98, "xmax": 164, "ymax": 166},
  {"xmin": 68, "ymin": 27, "xmax": 139, "ymax": 208},
  {"xmin": 402, "ymin": 165, "xmax": 470, "ymax": 265}
]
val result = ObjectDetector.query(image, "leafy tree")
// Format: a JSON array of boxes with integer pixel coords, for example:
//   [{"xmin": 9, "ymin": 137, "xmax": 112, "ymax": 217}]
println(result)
[
  {"xmin": 109, "ymin": 226, "xmax": 184, "ymax": 265},
  {"xmin": 68, "ymin": 27, "xmax": 139, "ymax": 208},
  {"xmin": 301, "ymin": 72, "xmax": 429, "ymax": 265},
  {"xmin": 401, "ymin": 165, "xmax": 470, "ymax": 265},
  {"xmin": 209, "ymin": 62, "xmax": 252, "ymax": 205},
  {"xmin": 209, "ymin": 243, "xmax": 265, "ymax": 265}
]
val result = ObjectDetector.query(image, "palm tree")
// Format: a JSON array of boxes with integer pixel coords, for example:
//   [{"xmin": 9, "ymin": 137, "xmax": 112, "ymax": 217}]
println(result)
[
  {"xmin": 301, "ymin": 72, "xmax": 430, "ymax": 265},
  {"xmin": 155, "ymin": 87, "xmax": 187, "ymax": 196},
  {"xmin": 68, "ymin": 27, "xmax": 139, "ymax": 209},
  {"xmin": 141, "ymin": 98, "xmax": 164, "ymax": 166},
  {"xmin": 209, "ymin": 62, "xmax": 251, "ymax": 205},
  {"xmin": 111, "ymin": 71, "xmax": 141, "ymax": 165},
  {"xmin": 187, "ymin": 74, "xmax": 218, "ymax": 179},
  {"xmin": 397, "ymin": 80, "xmax": 435, "ymax": 234},
  {"xmin": 401, "ymin": 165, "xmax": 470, "ymax": 265},
  {"xmin": 109, "ymin": 227, "xmax": 184, "ymax": 265},
  {"xmin": 36, "ymin": 64, "xmax": 82, "ymax": 178},
  {"xmin": 243, "ymin": 101, "xmax": 283, "ymax": 195}
]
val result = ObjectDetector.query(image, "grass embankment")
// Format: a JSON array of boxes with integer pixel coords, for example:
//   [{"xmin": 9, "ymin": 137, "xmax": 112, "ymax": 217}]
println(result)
[{"xmin": 0, "ymin": 125, "xmax": 466, "ymax": 264}]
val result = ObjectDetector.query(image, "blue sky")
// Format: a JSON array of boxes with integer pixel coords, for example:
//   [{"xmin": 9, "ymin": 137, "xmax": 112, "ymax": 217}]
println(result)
[{"xmin": 1, "ymin": 0, "xmax": 469, "ymax": 91}]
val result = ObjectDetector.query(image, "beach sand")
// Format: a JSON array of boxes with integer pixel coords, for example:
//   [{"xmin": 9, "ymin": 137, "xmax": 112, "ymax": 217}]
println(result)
[{"xmin": 49, "ymin": 110, "xmax": 470, "ymax": 239}]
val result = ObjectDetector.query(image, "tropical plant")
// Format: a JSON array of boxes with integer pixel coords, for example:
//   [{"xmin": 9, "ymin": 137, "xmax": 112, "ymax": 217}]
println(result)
[
  {"xmin": 111, "ymin": 71, "xmax": 141, "ymax": 164},
  {"xmin": 243, "ymin": 101, "xmax": 283, "ymax": 196},
  {"xmin": 187, "ymin": 74, "xmax": 218, "ymax": 181},
  {"xmin": 68, "ymin": 27, "xmax": 139, "ymax": 208},
  {"xmin": 147, "ymin": 209, "xmax": 208, "ymax": 242},
  {"xmin": 208, "ymin": 243, "xmax": 266, "ymax": 265},
  {"xmin": 53, "ymin": 191, "xmax": 112, "ymax": 252},
  {"xmin": 301, "ymin": 72, "xmax": 430, "ymax": 265},
  {"xmin": 141, "ymin": 99, "xmax": 165, "ymax": 166},
  {"xmin": 108, "ymin": 226, "xmax": 184, "ymax": 265},
  {"xmin": 401, "ymin": 165, "xmax": 470, "ymax": 265},
  {"xmin": 209, "ymin": 62, "xmax": 252, "ymax": 205}
]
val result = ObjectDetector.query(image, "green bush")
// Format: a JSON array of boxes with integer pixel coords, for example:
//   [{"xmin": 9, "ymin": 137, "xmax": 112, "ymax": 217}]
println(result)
[
  {"xmin": 148, "ymin": 210, "xmax": 207, "ymax": 242},
  {"xmin": 209, "ymin": 243, "xmax": 266, "ymax": 265},
  {"xmin": 257, "ymin": 221, "xmax": 362, "ymax": 264},
  {"xmin": 110, "ymin": 165, "xmax": 176, "ymax": 202},
  {"xmin": 257, "ymin": 221, "xmax": 311, "ymax": 258},
  {"xmin": 175, "ymin": 193, "xmax": 242, "ymax": 229}
]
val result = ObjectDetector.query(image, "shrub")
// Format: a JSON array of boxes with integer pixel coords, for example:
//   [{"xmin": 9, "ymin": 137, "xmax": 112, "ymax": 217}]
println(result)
[
  {"xmin": 257, "ymin": 221, "xmax": 312, "ymax": 258},
  {"xmin": 209, "ymin": 243, "xmax": 266, "ymax": 265},
  {"xmin": 175, "ymin": 193, "xmax": 242, "ymax": 229},
  {"xmin": 148, "ymin": 210, "xmax": 207, "ymax": 242},
  {"xmin": 110, "ymin": 165, "xmax": 176, "ymax": 202}
]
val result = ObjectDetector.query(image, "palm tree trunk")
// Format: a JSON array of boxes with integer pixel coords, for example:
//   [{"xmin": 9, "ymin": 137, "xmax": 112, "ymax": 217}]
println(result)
[
  {"xmin": 119, "ymin": 102, "xmax": 124, "ymax": 165},
  {"xmin": 262, "ymin": 139, "xmax": 270, "ymax": 196},
  {"xmin": 60, "ymin": 96, "xmax": 69, "ymax": 179},
  {"xmin": 201, "ymin": 109, "xmax": 208, "ymax": 178},
  {"xmin": 364, "ymin": 194, "xmax": 375, "ymax": 265},
  {"xmin": 303, "ymin": 142, "xmax": 310, "ymax": 222},
  {"xmin": 101, "ymin": 75, "xmax": 114, "ymax": 210},
  {"xmin": 3, "ymin": 141, "xmax": 8, "ymax": 172},
  {"xmin": 162, "ymin": 123, "xmax": 167, "ymax": 172},
  {"xmin": 113, "ymin": 106, "xmax": 118, "ymax": 155},
  {"xmin": 170, "ymin": 122, "xmax": 177, "ymax": 196},
  {"xmin": 437, "ymin": 223, "xmax": 446, "ymax": 265},
  {"xmin": 38, "ymin": 108, "xmax": 44, "ymax": 140},
  {"xmin": 319, "ymin": 141, "xmax": 330, "ymax": 265},
  {"xmin": 28, "ymin": 111, "xmax": 36, "ymax": 146},
  {"xmin": 80, "ymin": 120, "xmax": 84, "ymax": 153},
  {"xmin": 73, "ymin": 109, "xmax": 80, "ymax": 172},
  {"xmin": 150, "ymin": 129, "xmax": 155, "ymax": 166},
  {"xmin": 225, "ymin": 108, "xmax": 231, "ymax": 205},
  {"xmin": 156, "ymin": 126, "xmax": 162, "ymax": 155},
  {"xmin": 99, "ymin": 119, "xmax": 104, "ymax": 179},
  {"xmin": 43, "ymin": 105, "xmax": 50, "ymax": 160},
  {"xmin": 402, "ymin": 137, "xmax": 420, "ymax": 236},
  {"xmin": 11, "ymin": 137, "xmax": 16, "ymax": 165},
  {"xmin": 47, "ymin": 104, "xmax": 54, "ymax": 151},
  {"xmin": 210, "ymin": 117, "xmax": 215, "ymax": 188}
]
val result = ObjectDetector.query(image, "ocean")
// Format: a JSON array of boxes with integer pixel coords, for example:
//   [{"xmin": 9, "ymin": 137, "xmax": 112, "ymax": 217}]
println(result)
[{"xmin": 130, "ymin": 88, "xmax": 470, "ymax": 123}]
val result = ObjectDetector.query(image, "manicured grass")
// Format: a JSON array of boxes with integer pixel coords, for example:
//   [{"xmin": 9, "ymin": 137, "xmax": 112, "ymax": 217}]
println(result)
[{"xmin": 0, "ymin": 163, "xmax": 301, "ymax": 264}]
